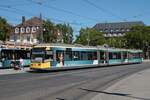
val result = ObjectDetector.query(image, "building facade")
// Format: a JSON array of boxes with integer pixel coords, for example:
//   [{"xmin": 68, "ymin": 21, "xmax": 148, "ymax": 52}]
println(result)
[
  {"xmin": 10, "ymin": 16, "xmax": 43, "ymax": 44},
  {"xmin": 9, "ymin": 16, "xmax": 64, "ymax": 44},
  {"xmin": 93, "ymin": 21, "xmax": 145, "ymax": 38}
]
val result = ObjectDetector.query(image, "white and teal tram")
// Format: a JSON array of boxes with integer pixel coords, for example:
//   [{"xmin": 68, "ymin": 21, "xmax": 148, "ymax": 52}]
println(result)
[
  {"xmin": 30, "ymin": 43, "xmax": 143, "ymax": 70},
  {"xmin": 0, "ymin": 48, "xmax": 31, "ymax": 68}
]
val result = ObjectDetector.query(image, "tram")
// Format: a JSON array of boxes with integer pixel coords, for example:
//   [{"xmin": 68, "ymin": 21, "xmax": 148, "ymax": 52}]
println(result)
[
  {"xmin": 30, "ymin": 43, "xmax": 143, "ymax": 70},
  {"xmin": 0, "ymin": 48, "xmax": 31, "ymax": 68}
]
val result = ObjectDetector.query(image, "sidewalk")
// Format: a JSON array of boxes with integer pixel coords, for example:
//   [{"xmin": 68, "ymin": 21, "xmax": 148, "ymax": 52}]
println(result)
[
  {"xmin": 91, "ymin": 68, "xmax": 150, "ymax": 100},
  {"xmin": 143, "ymin": 59, "xmax": 150, "ymax": 62},
  {"xmin": 0, "ymin": 67, "xmax": 30, "ymax": 75}
]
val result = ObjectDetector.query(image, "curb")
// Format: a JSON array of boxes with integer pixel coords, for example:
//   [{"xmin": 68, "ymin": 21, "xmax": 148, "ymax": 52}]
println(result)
[
  {"xmin": 0, "ymin": 68, "xmax": 29, "ymax": 75},
  {"xmin": 91, "ymin": 68, "xmax": 150, "ymax": 100}
]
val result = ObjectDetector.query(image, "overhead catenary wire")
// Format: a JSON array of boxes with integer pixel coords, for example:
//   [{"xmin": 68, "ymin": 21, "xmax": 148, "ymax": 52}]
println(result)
[
  {"xmin": 82, "ymin": 0, "xmax": 125, "ymax": 21},
  {"xmin": 0, "ymin": 5, "xmax": 87, "ymax": 27},
  {"xmin": 27, "ymin": 0, "xmax": 100, "ymax": 22}
]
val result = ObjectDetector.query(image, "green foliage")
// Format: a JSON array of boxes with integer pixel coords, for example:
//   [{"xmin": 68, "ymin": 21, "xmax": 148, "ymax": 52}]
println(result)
[
  {"xmin": 106, "ymin": 37, "xmax": 126, "ymax": 48},
  {"xmin": 74, "ymin": 27, "xmax": 105, "ymax": 46},
  {"xmin": 40, "ymin": 19, "xmax": 73, "ymax": 44},
  {"xmin": 0, "ymin": 17, "xmax": 11, "ymax": 41},
  {"xmin": 124, "ymin": 25, "xmax": 150, "ymax": 49},
  {"xmin": 104, "ymin": 25, "xmax": 150, "ymax": 49},
  {"xmin": 42, "ymin": 20, "xmax": 57, "ymax": 43},
  {"xmin": 56, "ymin": 23, "xmax": 73, "ymax": 44}
]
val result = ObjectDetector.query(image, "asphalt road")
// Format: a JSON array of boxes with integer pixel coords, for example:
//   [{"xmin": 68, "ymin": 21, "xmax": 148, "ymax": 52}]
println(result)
[{"xmin": 0, "ymin": 62, "xmax": 150, "ymax": 100}]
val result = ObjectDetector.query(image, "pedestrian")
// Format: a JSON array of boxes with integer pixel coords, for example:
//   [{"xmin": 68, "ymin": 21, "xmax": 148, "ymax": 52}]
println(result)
[
  {"xmin": 59, "ymin": 53, "xmax": 64, "ymax": 67},
  {"xmin": 12, "ymin": 55, "xmax": 16, "ymax": 70},
  {"xmin": 19, "ymin": 57, "xmax": 24, "ymax": 69}
]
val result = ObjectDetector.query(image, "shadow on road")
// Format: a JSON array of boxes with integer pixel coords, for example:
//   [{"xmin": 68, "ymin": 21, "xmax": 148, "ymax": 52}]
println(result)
[
  {"xmin": 79, "ymin": 88, "xmax": 150, "ymax": 100},
  {"xmin": 56, "ymin": 98, "xmax": 67, "ymax": 100}
]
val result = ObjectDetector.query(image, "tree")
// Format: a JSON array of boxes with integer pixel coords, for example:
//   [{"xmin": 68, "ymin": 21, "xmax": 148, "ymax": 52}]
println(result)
[
  {"xmin": 106, "ymin": 37, "xmax": 125, "ymax": 48},
  {"xmin": 42, "ymin": 20, "xmax": 57, "ymax": 43},
  {"xmin": 74, "ymin": 27, "xmax": 105, "ymax": 46},
  {"xmin": 123, "ymin": 25, "xmax": 150, "ymax": 59},
  {"xmin": 0, "ymin": 17, "xmax": 11, "ymax": 41},
  {"xmin": 56, "ymin": 23, "xmax": 73, "ymax": 44},
  {"xmin": 38, "ymin": 20, "xmax": 74, "ymax": 44},
  {"xmin": 124, "ymin": 25, "xmax": 150, "ymax": 49}
]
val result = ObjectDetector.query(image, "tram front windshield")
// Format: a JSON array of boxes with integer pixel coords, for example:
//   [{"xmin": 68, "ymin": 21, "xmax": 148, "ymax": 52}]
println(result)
[{"xmin": 31, "ymin": 48, "xmax": 46, "ymax": 62}]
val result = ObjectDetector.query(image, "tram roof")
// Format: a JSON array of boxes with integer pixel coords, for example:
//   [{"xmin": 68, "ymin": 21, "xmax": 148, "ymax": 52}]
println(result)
[
  {"xmin": 34, "ymin": 43, "xmax": 101, "ymax": 50},
  {"xmin": 33, "ymin": 43, "xmax": 142, "ymax": 52},
  {"xmin": 0, "ymin": 47, "xmax": 26, "ymax": 51}
]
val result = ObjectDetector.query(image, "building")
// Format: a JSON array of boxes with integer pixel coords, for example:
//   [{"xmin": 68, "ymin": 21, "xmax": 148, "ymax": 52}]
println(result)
[
  {"xmin": 9, "ymin": 16, "xmax": 64, "ymax": 44},
  {"xmin": 93, "ymin": 21, "xmax": 145, "ymax": 38},
  {"xmin": 9, "ymin": 16, "xmax": 43, "ymax": 44}
]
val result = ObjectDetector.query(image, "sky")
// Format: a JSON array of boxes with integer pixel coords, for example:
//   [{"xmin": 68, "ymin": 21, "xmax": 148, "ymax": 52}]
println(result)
[{"xmin": 0, "ymin": 0, "xmax": 150, "ymax": 35}]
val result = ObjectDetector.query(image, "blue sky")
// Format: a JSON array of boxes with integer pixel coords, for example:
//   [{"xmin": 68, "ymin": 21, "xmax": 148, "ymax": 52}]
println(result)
[{"xmin": 0, "ymin": 0, "xmax": 150, "ymax": 35}]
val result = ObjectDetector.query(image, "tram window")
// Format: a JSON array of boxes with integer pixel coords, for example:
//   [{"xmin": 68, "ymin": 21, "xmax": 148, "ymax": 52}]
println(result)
[
  {"xmin": 128, "ymin": 53, "xmax": 132, "ymax": 58},
  {"xmin": 123, "ymin": 52, "xmax": 127, "ymax": 59},
  {"xmin": 27, "ymin": 52, "xmax": 30, "ymax": 59},
  {"xmin": 15, "ymin": 50, "xmax": 22, "ymax": 59},
  {"xmin": 129, "ymin": 53, "xmax": 139, "ymax": 59},
  {"xmin": 109, "ymin": 52, "xmax": 121, "ymax": 59},
  {"xmin": 87, "ymin": 52, "xmax": 93, "ymax": 60},
  {"xmin": 109, "ymin": 52, "xmax": 112, "ymax": 59},
  {"xmin": 45, "ymin": 54, "xmax": 53, "ymax": 60},
  {"xmin": 45, "ymin": 51, "xmax": 53, "ymax": 60},
  {"xmin": 65, "ymin": 51, "xmax": 72, "ymax": 61},
  {"xmin": 133, "ymin": 53, "xmax": 140, "ymax": 58},
  {"xmin": 100, "ymin": 51, "xmax": 105, "ymax": 60},
  {"xmin": 117, "ymin": 53, "xmax": 121, "ymax": 59},
  {"xmin": 140, "ymin": 53, "xmax": 143, "ymax": 58},
  {"xmin": 56, "ymin": 50, "xmax": 64, "ymax": 62},
  {"xmin": 81, "ymin": 51, "xmax": 88, "ymax": 60},
  {"xmin": 72, "ymin": 51, "xmax": 80, "ymax": 60},
  {"xmin": 93, "ymin": 52, "xmax": 97, "ymax": 60},
  {"xmin": 1, "ymin": 50, "xmax": 13, "ymax": 60}
]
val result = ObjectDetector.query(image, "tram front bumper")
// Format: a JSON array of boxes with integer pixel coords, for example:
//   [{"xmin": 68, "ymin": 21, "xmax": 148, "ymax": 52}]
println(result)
[{"xmin": 31, "ymin": 62, "xmax": 50, "ymax": 69}]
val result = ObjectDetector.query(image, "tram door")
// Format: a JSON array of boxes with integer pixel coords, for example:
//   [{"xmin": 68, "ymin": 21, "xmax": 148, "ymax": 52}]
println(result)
[
  {"xmin": 56, "ymin": 50, "xmax": 65, "ymax": 67},
  {"xmin": 122, "ymin": 52, "xmax": 128, "ymax": 63},
  {"xmin": 99, "ymin": 51, "xmax": 108, "ymax": 64}
]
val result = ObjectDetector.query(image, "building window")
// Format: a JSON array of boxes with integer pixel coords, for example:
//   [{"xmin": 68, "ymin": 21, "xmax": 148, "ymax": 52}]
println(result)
[
  {"xmin": 127, "ymin": 29, "xmax": 130, "ymax": 31},
  {"xmin": 31, "ymin": 26, "xmax": 36, "ymax": 33},
  {"xmin": 110, "ymin": 29, "xmax": 113, "ymax": 32},
  {"xmin": 116, "ymin": 29, "xmax": 119, "ymax": 32},
  {"xmin": 26, "ymin": 27, "xmax": 30, "ymax": 33},
  {"xmin": 122, "ymin": 29, "xmax": 125, "ymax": 32},
  {"xmin": 15, "ymin": 28, "xmax": 19, "ymax": 34},
  {"xmin": 21, "ymin": 27, "xmax": 25, "ymax": 33}
]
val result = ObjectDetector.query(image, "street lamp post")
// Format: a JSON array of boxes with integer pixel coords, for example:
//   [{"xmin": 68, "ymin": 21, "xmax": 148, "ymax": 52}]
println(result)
[
  {"xmin": 87, "ymin": 32, "xmax": 90, "ymax": 46},
  {"xmin": 41, "ymin": 27, "xmax": 45, "ymax": 43},
  {"xmin": 145, "ymin": 42, "xmax": 149, "ymax": 59},
  {"xmin": 147, "ymin": 45, "xmax": 150, "ymax": 60}
]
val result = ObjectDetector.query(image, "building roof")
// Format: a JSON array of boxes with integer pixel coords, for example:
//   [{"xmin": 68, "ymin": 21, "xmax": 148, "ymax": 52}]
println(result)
[
  {"xmin": 16, "ymin": 17, "xmax": 43, "ymax": 27},
  {"xmin": 93, "ymin": 21, "xmax": 145, "ymax": 30}
]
